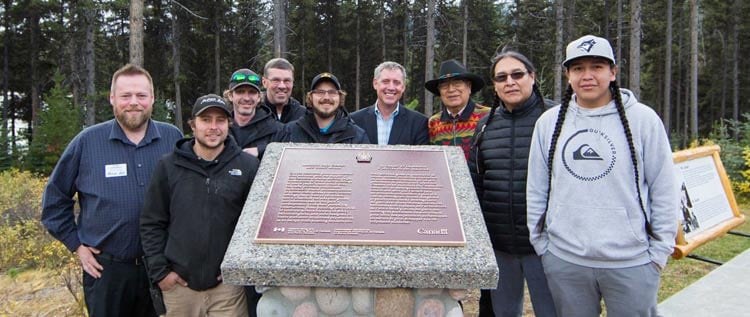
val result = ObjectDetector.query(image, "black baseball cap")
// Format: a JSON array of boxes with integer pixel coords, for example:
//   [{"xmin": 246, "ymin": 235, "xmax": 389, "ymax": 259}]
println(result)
[
  {"xmin": 310, "ymin": 72, "xmax": 341, "ymax": 90},
  {"xmin": 192, "ymin": 94, "xmax": 232, "ymax": 117}
]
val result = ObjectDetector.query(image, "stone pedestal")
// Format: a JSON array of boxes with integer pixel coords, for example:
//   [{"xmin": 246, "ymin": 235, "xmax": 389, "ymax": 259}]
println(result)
[
  {"xmin": 256, "ymin": 287, "xmax": 465, "ymax": 317},
  {"xmin": 222, "ymin": 143, "xmax": 498, "ymax": 316}
]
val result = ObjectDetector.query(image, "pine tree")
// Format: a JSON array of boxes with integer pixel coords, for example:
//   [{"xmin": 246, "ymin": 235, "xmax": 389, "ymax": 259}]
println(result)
[{"xmin": 26, "ymin": 71, "xmax": 82, "ymax": 175}]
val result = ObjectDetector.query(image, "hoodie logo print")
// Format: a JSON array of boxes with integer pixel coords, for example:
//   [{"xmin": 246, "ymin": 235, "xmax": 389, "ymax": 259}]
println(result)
[
  {"xmin": 573, "ymin": 144, "xmax": 603, "ymax": 160},
  {"xmin": 562, "ymin": 129, "xmax": 616, "ymax": 181}
]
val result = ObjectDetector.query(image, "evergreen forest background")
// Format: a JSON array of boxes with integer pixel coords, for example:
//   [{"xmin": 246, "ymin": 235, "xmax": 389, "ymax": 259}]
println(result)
[{"xmin": 1, "ymin": 0, "xmax": 749, "ymax": 174}]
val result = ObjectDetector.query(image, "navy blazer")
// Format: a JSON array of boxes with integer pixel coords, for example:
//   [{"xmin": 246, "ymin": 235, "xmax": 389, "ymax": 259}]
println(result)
[{"xmin": 350, "ymin": 103, "xmax": 429, "ymax": 145}]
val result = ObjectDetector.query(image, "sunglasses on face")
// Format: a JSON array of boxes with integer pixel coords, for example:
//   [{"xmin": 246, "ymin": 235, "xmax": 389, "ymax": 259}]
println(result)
[
  {"xmin": 231, "ymin": 73, "xmax": 261, "ymax": 85},
  {"xmin": 492, "ymin": 71, "xmax": 528, "ymax": 83}
]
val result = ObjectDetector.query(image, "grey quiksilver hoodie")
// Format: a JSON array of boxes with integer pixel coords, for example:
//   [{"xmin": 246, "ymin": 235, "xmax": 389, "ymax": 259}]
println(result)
[{"xmin": 526, "ymin": 88, "xmax": 679, "ymax": 269}]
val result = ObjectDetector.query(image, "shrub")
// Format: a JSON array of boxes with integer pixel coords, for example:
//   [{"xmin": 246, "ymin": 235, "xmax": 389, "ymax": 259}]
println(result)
[
  {"xmin": 0, "ymin": 219, "xmax": 74, "ymax": 271},
  {"xmin": 704, "ymin": 116, "xmax": 750, "ymax": 203},
  {"xmin": 0, "ymin": 169, "xmax": 75, "ymax": 272},
  {"xmin": 0, "ymin": 169, "xmax": 47, "ymax": 223}
]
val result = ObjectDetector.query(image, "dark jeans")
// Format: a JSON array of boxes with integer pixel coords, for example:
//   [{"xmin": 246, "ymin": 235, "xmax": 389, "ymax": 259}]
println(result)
[
  {"xmin": 83, "ymin": 253, "xmax": 157, "ymax": 317},
  {"xmin": 245, "ymin": 286, "xmax": 262, "ymax": 317},
  {"xmin": 478, "ymin": 289, "xmax": 495, "ymax": 316}
]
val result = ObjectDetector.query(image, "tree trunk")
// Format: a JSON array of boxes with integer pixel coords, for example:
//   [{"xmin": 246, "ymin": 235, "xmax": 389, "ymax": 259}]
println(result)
[
  {"xmin": 355, "ymin": 1, "xmax": 361, "ymax": 110},
  {"xmin": 214, "ymin": 12, "xmax": 221, "ymax": 94},
  {"xmin": 171, "ymin": 4, "xmax": 183, "ymax": 132},
  {"xmin": 402, "ymin": 0, "xmax": 408, "ymax": 67},
  {"xmin": 83, "ymin": 6, "xmax": 96, "ymax": 126},
  {"xmin": 689, "ymin": 0, "xmax": 698, "ymax": 140},
  {"xmin": 273, "ymin": 0, "xmax": 287, "ymax": 58},
  {"xmin": 554, "ymin": 0, "xmax": 564, "ymax": 101},
  {"xmin": 129, "ymin": 0, "xmax": 144, "ymax": 66},
  {"xmin": 461, "ymin": 1, "xmax": 467, "ymax": 66},
  {"xmin": 732, "ymin": 0, "xmax": 740, "ymax": 140},
  {"xmin": 381, "ymin": 2, "xmax": 386, "ymax": 60},
  {"xmin": 327, "ymin": 12, "xmax": 332, "ymax": 71},
  {"xmin": 424, "ymin": 0, "xmax": 436, "ymax": 116},
  {"xmin": 67, "ymin": 31, "xmax": 81, "ymax": 109},
  {"xmin": 719, "ymin": 30, "xmax": 727, "ymax": 121},
  {"xmin": 2, "ymin": 0, "xmax": 10, "ymax": 150},
  {"xmin": 616, "ymin": 0, "xmax": 623, "ymax": 84},
  {"xmin": 663, "ymin": 0, "xmax": 673, "ymax": 135},
  {"xmin": 629, "ymin": 0, "xmax": 641, "ymax": 97},
  {"xmin": 29, "ymin": 11, "xmax": 41, "ymax": 135},
  {"xmin": 566, "ymin": 0, "xmax": 576, "ymax": 44},
  {"xmin": 401, "ymin": 1, "xmax": 409, "ymax": 103},
  {"xmin": 603, "ymin": 0, "xmax": 610, "ymax": 39},
  {"xmin": 676, "ymin": 18, "xmax": 683, "ymax": 142}
]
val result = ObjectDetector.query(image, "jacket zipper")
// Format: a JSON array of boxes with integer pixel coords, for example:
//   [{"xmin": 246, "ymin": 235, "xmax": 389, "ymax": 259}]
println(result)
[{"xmin": 509, "ymin": 116, "xmax": 518, "ymax": 254}]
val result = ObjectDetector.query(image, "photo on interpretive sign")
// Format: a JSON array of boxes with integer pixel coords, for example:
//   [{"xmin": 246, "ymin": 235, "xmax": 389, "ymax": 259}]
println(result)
[
  {"xmin": 254, "ymin": 146, "xmax": 466, "ymax": 247},
  {"xmin": 672, "ymin": 145, "xmax": 746, "ymax": 259}
]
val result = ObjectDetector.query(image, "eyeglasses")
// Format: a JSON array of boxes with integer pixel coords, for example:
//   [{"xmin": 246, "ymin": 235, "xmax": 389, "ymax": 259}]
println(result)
[
  {"xmin": 231, "ymin": 73, "xmax": 261, "ymax": 85},
  {"xmin": 311, "ymin": 89, "xmax": 339, "ymax": 96},
  {"xmin": 438, "ymin": 79, "xmax": 468, "ymax": 90},
  {"xmin": 267, "ymin": 77, "xmax": 293, "ymax": 86},
  {"xmin": 492, "ymin": 71, "xmax": 528, "ymax": 83}
]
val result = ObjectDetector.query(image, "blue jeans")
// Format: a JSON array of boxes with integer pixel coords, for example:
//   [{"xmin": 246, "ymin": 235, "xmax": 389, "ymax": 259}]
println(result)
[{"xmin": 490, "ymin": 250, "xmax": 557, "ymax": 317}]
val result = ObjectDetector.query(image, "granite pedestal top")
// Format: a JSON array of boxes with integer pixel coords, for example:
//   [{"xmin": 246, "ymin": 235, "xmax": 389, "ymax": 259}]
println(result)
[{"xmin": 221, "ymin": 143, "xmax": 498, "ymax": 289}]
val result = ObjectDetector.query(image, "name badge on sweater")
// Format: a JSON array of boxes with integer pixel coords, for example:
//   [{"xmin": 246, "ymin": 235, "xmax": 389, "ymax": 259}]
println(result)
[{"xmin": 105, "ymin": 163, "xmax": 127, "ymax": 177}]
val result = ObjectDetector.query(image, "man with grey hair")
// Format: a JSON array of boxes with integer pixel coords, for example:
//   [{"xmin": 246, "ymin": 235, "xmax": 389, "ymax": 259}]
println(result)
[
  {"xmin": 350, "ymin": 61, "xmax": 429, "ymax": 145},
  {"xmin": 261, "ymin": 58, "xmax": 306, "ymax": 123}
]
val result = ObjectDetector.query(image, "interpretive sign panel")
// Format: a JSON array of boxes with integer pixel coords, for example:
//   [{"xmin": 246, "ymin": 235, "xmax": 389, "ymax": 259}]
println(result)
[
  {"xmin": 672, "ymin": 145, "xmax": 746, "ymax": 259},
  {"xmin": 255, "ymin": 147, "xmax": 466, "ymax": 246}
]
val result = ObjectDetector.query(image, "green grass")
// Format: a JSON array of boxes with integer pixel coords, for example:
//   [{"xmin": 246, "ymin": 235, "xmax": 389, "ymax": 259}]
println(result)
[{"xmin": 658, "ymin": 205, "xmax": 750, "ymax": 302}]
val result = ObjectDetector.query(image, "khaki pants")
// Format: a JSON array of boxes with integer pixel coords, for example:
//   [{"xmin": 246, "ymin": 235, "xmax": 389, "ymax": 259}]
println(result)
[{"xmin": 162, "ymin": 283, "xmax": 248, "ymax": 317}]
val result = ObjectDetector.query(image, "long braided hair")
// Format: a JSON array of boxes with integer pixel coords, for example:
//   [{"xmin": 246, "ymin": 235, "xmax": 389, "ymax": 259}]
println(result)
[
  {"xmin": 537, "ymin": 62, "xmax": 650, "ymax": 235},
  {"xmin": 472, "ymin": 50, "xmax": 544, "ymax": 174}
]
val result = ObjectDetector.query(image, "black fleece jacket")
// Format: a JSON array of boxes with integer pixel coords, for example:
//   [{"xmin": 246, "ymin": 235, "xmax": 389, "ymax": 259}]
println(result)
[
  {"xmin": 274, "ymin": 108, "xmax": 369, "ymax": 144},
  {"xmin": 230, "ymin": 103, "xmax": 285, "ymax": 157},
  {"xmin": 140, "ymin": 137, "xmax": 259, "ymax": 290}
]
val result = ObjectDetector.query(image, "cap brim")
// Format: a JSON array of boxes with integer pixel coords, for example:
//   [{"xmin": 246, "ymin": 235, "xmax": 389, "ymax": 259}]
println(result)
[
  {"xmin": 563, "ymin": 56, "xmax": 616, "ymax": 68},
  {"xmin": 194, "ymin": 105, "xmax": 232, "ymax": 117}
]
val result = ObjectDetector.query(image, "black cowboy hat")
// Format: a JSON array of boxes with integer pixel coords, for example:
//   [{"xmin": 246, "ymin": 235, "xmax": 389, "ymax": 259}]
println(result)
[{"xmin": 424, "ymin": 59, "xmax": 485, "ymax": 95}]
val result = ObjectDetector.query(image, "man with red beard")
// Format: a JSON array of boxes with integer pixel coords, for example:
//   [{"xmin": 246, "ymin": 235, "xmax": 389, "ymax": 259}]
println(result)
[
  {"xmin": 141, "ymin": 94, "xmax": 259, "ymax": 316},
  {"xmin": 275, "ymin": 72, "xmax": 368, "ymax": 143},
  {"xmin": 42, "ymin": 64, "xmax": 182, "ymax": 316}
]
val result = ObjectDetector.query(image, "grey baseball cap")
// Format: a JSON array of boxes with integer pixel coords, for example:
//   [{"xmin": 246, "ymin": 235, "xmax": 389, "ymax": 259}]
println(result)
[{"xmin": 563, "ymin": 35, "xmax": 616, "ymax": 67}]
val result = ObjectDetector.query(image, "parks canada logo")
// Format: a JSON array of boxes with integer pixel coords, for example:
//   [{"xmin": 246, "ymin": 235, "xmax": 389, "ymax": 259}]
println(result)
[{"xmin": 561, "ymin": 128, "xmax": 617, "ymax": 181}]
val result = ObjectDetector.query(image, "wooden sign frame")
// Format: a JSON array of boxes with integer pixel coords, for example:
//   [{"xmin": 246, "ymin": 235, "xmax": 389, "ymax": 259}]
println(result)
[{"xmin": 672, "ymin": 145, "xmax": 746, "ymax": 259}]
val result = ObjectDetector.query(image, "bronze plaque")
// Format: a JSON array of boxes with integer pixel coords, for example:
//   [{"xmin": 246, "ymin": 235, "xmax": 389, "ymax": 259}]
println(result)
[{"xmin": 255, "ymin": 147, "xmax": 466, "ymax": 246}]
